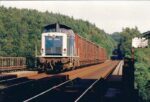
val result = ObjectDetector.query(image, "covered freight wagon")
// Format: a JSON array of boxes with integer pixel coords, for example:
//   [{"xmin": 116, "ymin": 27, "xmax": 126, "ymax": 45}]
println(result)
[{"xmin": 75, "ymin": 34, "xmax": 107, "ymax": 66}]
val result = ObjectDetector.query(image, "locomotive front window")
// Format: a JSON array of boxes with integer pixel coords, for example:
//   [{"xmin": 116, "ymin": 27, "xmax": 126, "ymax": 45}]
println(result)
[{"xmin": 45, "ymin": 36, "xmax": 62, "ymax": 55}]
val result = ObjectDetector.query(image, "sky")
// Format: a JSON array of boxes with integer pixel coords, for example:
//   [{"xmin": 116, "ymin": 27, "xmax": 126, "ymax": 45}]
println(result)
[{"xmin": 1, "ymin": 1, "xmax": 150, "ymax": 34}]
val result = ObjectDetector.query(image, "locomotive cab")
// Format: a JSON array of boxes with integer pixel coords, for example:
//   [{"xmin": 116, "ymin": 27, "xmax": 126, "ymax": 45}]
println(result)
[
  {"xmin": 37, "ymin": 23, "xmax": 77, "ymax": 72},
  {"xmin": 42, "ymin": 32, "xmax": 67, "ymax": 56},
  {"xmin": 41, "ymin": 23, "xmax": 75, "ymax": 57}
]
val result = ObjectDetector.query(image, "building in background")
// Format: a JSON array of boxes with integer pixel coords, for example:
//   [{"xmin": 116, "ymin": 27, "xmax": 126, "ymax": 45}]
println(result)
[{"xmin": 132, "ymin": 37, "xmax": 148, "ymax": 48}]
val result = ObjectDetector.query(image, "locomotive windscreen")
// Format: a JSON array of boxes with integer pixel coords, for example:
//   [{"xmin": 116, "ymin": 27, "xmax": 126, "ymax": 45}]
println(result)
[
  {"xmin": 45, "ymin": 36, "xmax": 62, "ymax": 55},
  {"xmin": 42, "ymin": 23, "xmax": 75, "ymax": 57}
]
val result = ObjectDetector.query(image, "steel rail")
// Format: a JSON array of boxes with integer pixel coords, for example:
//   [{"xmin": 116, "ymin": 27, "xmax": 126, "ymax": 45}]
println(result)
[
  {"xmin": 0, "ymin": 77, "xmax": 29, "ymax": 89},
  {"xmin": 24, "ymin": 61, "xmax": 119, "ymax": 102},
  {"xmin": 74, "ymin": 78, "xmax": 102, "ymax": 102},
  {"xmin": 23, "ymin": 78, "xmax": 76, "ymax": 102},
  {"xmin": 0, "ymin": 79, "xmax": 34, "ymax": 91},
  {"xmin": 75, "ymin": 62, "xmax": 119, "ymax": 102},
  {"xmin": 0, "ymin": 77, "xmax": 19, "ymax": 83}
]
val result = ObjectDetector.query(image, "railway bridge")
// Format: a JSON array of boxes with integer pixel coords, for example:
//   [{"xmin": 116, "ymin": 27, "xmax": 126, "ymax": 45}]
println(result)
[{"xmin": 0, "ymin": 59, "xmax": 136, "ymax": 102}]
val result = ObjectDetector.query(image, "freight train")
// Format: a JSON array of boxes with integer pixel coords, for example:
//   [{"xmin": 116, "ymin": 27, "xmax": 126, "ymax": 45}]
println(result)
[{"xmin": 37, "ymin": 23, "xmax": 107, "ymax": 72}]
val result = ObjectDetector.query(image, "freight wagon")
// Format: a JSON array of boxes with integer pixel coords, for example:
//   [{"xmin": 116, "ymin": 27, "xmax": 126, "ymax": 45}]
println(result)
[
  {"xmin": 37, "ymin": 23, "xmax": 107, "ymax": 72},
  {"xmin": 0, "ymin": 57, "xmax": 26, "ymax": 72}
]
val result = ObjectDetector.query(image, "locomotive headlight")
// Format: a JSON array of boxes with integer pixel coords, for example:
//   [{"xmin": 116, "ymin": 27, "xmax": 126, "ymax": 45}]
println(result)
[
  {"xmin": 64, "ymin": 48, "xmax": 67, "ymax": 51},
  {"xmin": 63, "ymin": 48, "xmax": 67, "ymax": 54}
]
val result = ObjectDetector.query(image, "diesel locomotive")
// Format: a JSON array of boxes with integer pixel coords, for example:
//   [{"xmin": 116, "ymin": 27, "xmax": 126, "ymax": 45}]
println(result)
[{"xmin": 37, "ymin": 23, "xmax": 107, "ymax": 72}]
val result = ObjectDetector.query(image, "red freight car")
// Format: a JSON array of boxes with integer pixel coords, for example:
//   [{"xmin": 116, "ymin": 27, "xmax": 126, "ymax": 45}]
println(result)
[
  {"xmin": 75, "ymin": 34, "xmax": 107, "ymax": 66},
  {"xmin": 37, "ymin": 23, "xmax": 107, "ymax": 72}
]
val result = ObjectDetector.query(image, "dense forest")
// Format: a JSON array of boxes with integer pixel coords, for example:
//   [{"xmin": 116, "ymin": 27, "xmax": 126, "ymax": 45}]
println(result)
[
  {"xmin": 111, "ymin": 28, "xmax": 150, "ymax": 102},
  {"xmin": 0, "ymin": 6, "xmax": 115, "ymax": 58}
]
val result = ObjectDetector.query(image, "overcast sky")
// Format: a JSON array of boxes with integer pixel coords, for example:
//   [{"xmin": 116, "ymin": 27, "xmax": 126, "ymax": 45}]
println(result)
[{"xmin": 1, "ymin": 1, "xmax": 150, "ymax": 34}]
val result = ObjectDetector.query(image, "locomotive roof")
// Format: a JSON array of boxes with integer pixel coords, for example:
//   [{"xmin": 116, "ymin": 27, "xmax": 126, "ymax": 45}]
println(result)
[{"xmin": 44, "ymin": 23, "xmax": 72, "ymax": 30}]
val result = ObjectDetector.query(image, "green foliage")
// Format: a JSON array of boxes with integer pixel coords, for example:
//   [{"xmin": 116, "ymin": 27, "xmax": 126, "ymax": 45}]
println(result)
[
  {"xmin": 111, "ymin": 32, "xmax": 122, "ymax": 45},
  {"xmin": 0, "ymin": 6, "xmax": 115, "ymax": 57},
  {"xmin": 134, "ymin": 58, "xmax": 150, "ymax": 101},
  {"xmin": 111, "ymin": 28, "xmax": 150, "ymax": 102},
  {"xmin": 120, "ymin": 27, "xmax": 141, "ymax": 57}
]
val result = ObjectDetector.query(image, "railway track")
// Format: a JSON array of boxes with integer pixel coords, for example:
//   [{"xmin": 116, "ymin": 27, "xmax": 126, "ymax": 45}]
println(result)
[
  {"xmin": 61, "ymin": 61, "xmax": 116, "ymax": 79},
  {"xmin": 23, "ymin": 76, "xmax": 108, "ymax": 102},
  {"xmin": 61, "ymin": 60, "xmax": 118, "ymax": 79},
  {"xmin": 0, "ymin": 60, "xmax": 120, "ymax": 102},
  {"xmin": 0, "ymin": 75, "xmax": 17, "ymax": 81},
  {"xmin": 0, "ymin": 75, "xmax": 68, "ymax": 102},
  {"xmin": 23, "ymin": 78, "xmax": 100, "ymax": 102},
  {"xmin": 0, "ymin": 77, "xmax": 30, "ymax": 89},
  {"xmin": 23, "ymin": 60, "xmax": 119, "ymax": 102},
  {"xmin": 0, "ymin": 73, "xmax": 50, "ymax": 91}
]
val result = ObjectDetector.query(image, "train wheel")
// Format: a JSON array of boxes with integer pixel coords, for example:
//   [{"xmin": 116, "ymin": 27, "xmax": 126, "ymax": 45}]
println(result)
[{"xmin": 37, "ymin": 63, "xmax": 44, "ymax": 73}]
